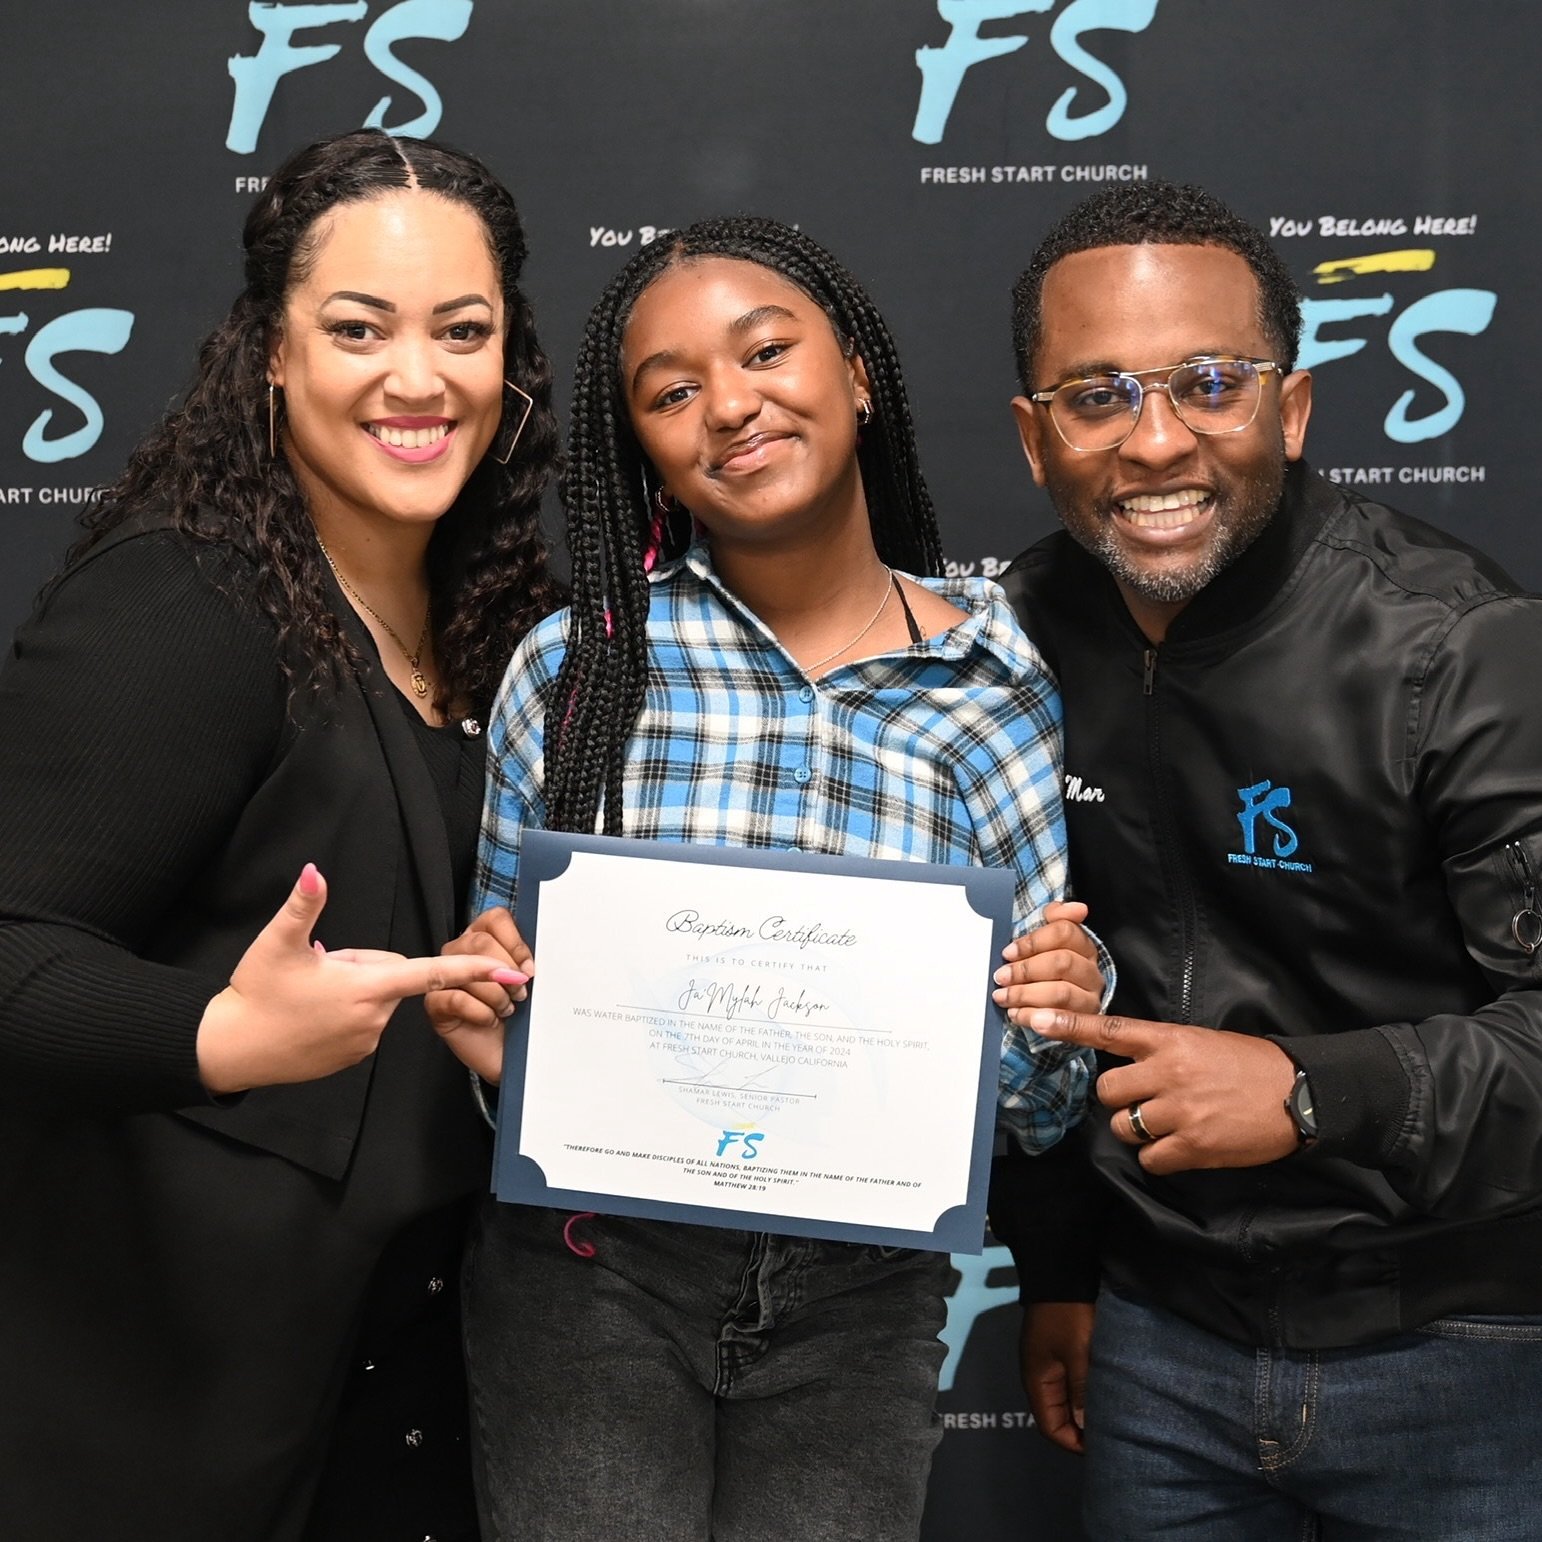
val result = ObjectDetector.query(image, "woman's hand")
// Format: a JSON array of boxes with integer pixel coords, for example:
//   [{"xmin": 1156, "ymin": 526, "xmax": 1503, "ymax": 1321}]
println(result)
[
  {"xmin": 424, "ymin": 905, "xmax": 535, "ymax": 1084},
  {"xmin": 196, "ymin": 865, "xmax": 526, "ymax": 1095},
  {"xmin": 992, "ymin": 899, "xmax": 1104, "ymax": 1022}
]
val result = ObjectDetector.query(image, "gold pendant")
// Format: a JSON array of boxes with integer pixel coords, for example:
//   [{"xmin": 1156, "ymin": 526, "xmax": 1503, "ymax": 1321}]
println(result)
[{"xmin": 411, "ymin": 670, "xmax": 429, "ymax": 697}]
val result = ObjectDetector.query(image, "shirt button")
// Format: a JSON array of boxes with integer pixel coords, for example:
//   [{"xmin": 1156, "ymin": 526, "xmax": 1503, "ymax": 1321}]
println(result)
[
  {"xmin": 793, "ymin": 767, "xmax": 812, "ymax": 785},
  {"xmin": 799, "ymin": 685, "xmax": 814, "ymax": 703},
  {"xmin": 405, "ymin": 1429, "xmax": 425, "ymax": 1449}
]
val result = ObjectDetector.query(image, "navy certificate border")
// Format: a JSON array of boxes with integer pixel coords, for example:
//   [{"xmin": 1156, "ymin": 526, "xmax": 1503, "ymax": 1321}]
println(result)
[{"xmin": 490, "ymin": 829, "xmax": 1015, "ymax": 1255}]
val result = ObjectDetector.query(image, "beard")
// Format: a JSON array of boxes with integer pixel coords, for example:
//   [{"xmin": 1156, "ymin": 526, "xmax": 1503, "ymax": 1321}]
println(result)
[{"xmin": 1045, "ymin": 443, "xmax": 1287, "ymax": 607}]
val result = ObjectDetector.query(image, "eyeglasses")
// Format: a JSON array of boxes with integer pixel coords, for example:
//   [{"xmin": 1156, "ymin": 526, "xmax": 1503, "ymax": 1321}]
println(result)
[{"xmin": 1029, "ymin": 357, "xmax": 1284, "ymax": 452}]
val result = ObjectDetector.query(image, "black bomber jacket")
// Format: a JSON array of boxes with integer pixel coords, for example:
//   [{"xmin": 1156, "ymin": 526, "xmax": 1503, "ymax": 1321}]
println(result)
[{"xmin": 990, "ymin": 463, "xmax": 1542, "ymax": 1349}]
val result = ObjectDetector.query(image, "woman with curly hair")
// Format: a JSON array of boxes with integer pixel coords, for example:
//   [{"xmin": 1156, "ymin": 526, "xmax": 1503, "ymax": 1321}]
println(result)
[
  {"xmin": 431, "ymin": 216, "xmax": 1104, "ymax": 1541},
  {"xmin": 0, "ymin": 129, "xmax": 560, "ymax": 1542}
]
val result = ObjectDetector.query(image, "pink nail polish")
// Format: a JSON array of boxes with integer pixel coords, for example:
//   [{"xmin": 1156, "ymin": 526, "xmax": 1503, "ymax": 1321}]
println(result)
[
  {"xmin": 492, "ymin": 968, "xmax": 530, "ymax": 987},
  {"xmin": 299, "ymin": 862, "xmax": 321, "ymax": 897}
]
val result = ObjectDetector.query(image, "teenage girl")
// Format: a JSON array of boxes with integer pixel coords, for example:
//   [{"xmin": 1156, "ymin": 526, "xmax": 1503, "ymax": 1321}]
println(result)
[{"xmin": 431, "ymin": 216, "xmax": 1102, "ymax": 1542}]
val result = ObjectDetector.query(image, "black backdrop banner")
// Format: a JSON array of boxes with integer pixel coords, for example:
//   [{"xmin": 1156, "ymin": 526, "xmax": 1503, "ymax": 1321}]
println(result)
[{"xmin": 3, "ymin": 5, "xmax": 1535, "ymax": 1535}]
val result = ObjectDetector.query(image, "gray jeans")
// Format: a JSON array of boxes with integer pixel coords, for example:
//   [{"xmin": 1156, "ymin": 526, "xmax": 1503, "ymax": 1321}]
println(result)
[{"xmin": 463, "ymin": 1200, "xmax": 954, "ymax": 1541}]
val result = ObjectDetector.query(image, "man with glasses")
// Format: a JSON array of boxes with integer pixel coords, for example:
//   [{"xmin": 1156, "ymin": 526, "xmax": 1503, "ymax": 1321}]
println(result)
[{"xmin": 989, "ymin": 181, "xmax": 1542, "ymax": 1538}]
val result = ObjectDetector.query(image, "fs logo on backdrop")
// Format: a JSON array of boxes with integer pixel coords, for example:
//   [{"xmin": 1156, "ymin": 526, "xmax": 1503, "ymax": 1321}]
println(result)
[
  {"xmin": 1296, "ymin": 238, "xmax": 1496, "ymax": 447},
  {"xmin": 913, "ymin": 0, "xmax": 1160, "ymax": 145},
  {"xmin": 0, "ymin": 254, "xmax": 133, "ymax": 467},
  {"xmin": 934, "ymin": 1243, "xmax": 1038, "ymax": 1430},
  {"xmin": 1266, "ymin": 216, "xmax": 1497, "ymax": 454},
  {"xmin": 938, "ymin": 1244, "xmax": 1017, "ymax": 1395},
  {"xmin": 3, "ymin": 0, "xmax": 480, "ymax": 469},
  {"xmin": 226, "ymin": 0, "xmax": 474, "ymax": 155}
]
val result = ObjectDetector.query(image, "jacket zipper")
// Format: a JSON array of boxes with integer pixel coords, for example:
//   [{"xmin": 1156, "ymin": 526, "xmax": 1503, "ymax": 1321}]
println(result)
[
  {"xmin": 1505, "ymin": 842, "xmax": 1542, "ymax": 956},
  {"xmin": 1143, "ymin": 645, "xmax": 1199, "ymax": 1021},
  {"xmin": 1145, "ymin": 642, "xmax": 1261, "ymax": 1274}
]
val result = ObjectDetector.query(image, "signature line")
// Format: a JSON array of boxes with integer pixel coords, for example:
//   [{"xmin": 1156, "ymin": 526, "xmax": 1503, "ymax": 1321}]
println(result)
[{"xmin": 659, "ymin": 1080, "xmax": 817, "ymax": 1099}]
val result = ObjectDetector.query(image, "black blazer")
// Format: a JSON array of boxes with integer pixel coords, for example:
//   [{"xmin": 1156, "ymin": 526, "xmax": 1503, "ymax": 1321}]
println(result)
[
  {"xmin": 0, "ymin": 518, "xmax": 468, "ymax": 1175},
  {"xmin": 0, "ymin": 519, "xmax": 487, "ymax": 1541},
  {"xmin": 168, "ymin": 561, "xmax": 467, "ymax": 1179}
]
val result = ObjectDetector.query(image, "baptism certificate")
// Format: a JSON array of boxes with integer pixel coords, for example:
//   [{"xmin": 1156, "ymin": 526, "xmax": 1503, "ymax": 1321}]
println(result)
[{"xmin": 491, "ymin": 831, "xmax": 1014, "ymax": 1253}]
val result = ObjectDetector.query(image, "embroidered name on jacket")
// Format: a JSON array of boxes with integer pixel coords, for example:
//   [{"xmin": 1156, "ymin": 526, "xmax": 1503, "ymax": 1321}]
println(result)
[
  {"xmin": 1227, "ymin": 779, "xmax": 1315, "ymax": 873},
  {"xmin": 1065, "ymin": 772, "xmax": 1105, "ymax": 803}
]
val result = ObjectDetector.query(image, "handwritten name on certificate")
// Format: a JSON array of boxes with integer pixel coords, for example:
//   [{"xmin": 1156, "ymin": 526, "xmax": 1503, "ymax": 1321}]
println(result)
[{"xmin": 492, "ymin": 832, "xmax": 1013, "ymax": 1252}]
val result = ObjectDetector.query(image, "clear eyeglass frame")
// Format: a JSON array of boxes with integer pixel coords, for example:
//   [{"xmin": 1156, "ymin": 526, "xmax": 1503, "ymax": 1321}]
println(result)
[{"xmin": 1029, "ymin": 356, "xmax": 1284, "ymax": 452}]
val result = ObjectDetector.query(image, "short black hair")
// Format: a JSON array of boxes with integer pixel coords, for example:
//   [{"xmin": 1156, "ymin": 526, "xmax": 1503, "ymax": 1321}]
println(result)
[{"xmin": 1010, "ymin": 181, "xmax": 1302, "ymax": 390}]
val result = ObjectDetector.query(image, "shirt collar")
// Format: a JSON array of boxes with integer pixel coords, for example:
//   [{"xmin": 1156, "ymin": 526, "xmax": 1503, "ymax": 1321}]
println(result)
[{"xmin": 651, "ymin": 541, "xmax": 1030, "ymax": 676}]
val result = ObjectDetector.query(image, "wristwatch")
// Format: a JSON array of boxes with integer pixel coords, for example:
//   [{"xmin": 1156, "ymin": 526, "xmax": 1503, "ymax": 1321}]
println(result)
[{"xmin": 1285, "ymin": 1067, "xmax": 1318, "ymax": 1147}]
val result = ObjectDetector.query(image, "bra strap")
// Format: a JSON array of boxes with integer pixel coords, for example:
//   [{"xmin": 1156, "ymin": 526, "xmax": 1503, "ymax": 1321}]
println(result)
[{"xmin": 892, "ymin": 574, "xmax": 923, "ymax": 645}]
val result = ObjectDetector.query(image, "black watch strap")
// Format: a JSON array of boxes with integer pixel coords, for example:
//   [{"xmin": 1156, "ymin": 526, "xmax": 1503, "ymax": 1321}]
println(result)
[{"xmin": 1285, "ymin": 1067, "xmax": 1318, "ymax": 1146}]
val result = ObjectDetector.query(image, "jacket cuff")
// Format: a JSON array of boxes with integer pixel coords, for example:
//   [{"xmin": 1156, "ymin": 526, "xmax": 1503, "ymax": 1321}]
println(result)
[
  {"xmin": 988, "ymin": 1137, "xmax": 1104, "ymax": 1303},
  {"xmin": 1268, "ymin": 1028, "xmax": 1410, "ymax": 1166}
]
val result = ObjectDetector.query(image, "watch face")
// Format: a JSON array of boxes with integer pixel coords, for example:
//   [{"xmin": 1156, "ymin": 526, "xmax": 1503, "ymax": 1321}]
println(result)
[{"xmin": 1290, "ymin": 1071, "xmax": 1318, "ymax": 1139}]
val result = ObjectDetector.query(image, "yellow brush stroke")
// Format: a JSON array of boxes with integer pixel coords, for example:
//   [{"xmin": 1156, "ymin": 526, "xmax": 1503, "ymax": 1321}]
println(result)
[
  {"xmin": 1314, "ymin": 250, "xmax": 1436, "ymax": 285},
  {"xmin": 0, "ymin": 267, "xmax": 71, "ymax": 291}
]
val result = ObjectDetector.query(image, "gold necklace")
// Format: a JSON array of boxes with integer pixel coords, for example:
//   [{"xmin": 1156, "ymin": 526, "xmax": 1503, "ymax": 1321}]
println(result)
[
  {"xmin": 316, "ymin": 536, "xmax": 432, "ymax": 698},
  {"xmin": 803, "ymin": 567, "xmax": 895, "ymax": 673}
]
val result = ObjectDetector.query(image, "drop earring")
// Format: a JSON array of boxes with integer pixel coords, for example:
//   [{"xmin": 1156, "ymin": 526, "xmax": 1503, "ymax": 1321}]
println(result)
[{"xmin": 495, "ymin": 378, "xmax": 535, "ymax": 465}]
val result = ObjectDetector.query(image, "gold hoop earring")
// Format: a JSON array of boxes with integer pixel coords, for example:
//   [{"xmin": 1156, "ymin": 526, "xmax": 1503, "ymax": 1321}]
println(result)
[
  {"xmin": 267, "ymin": 382, "xmax": 279, "ymax": 459},
  {"xmin": 495, "ymin": 378, "xmax": 534, "ymax": 466}
]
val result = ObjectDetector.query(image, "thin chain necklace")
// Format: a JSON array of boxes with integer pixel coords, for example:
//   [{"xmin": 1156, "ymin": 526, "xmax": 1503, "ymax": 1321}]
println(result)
[
  {"xmin": 803, "ymin": 566, "xmax": 895, "ymax": 673},
  {"xmin": 316, "ymin": 536, "xmax": 432, "ymax": 698}
]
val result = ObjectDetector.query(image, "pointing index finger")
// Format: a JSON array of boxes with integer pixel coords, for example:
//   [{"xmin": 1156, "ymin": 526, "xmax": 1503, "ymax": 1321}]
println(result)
[
  {"xmin": 1025, "ymin": 1010, "xmax": 1163, "ymax": 1055},
  {"xmin": 378, "ymin": 953, "xmax": 527, "ymax": 1002}
]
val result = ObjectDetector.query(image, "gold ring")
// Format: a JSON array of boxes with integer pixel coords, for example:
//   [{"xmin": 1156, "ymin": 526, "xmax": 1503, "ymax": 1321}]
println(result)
[{"xmin": 1127, "ymin": 1102, "xmax": 1156, "ymax": 1143}]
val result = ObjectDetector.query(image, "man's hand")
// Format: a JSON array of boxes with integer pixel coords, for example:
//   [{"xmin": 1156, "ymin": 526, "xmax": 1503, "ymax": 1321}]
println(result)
[
  {"xmin": 425, "ymin": 906, "xmax": 534, "ymax": 1083},
  {"xmin": 993, "ymin": 900, "xmax": 1104, "ymax": 1020},
  {"xmin": 1027, "ymin": 1009, "xmax": 1299, "ymax": 1174},
  {"xmin": 1022, "ymin": 1301, "xmax": 1094, "ymax": 1454}
]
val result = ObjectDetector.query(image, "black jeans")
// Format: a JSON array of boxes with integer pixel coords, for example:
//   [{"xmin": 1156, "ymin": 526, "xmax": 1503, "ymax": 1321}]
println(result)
[{"xmin": 464, "ymin": 1201, "xmax": 954, "ymax": 1541}]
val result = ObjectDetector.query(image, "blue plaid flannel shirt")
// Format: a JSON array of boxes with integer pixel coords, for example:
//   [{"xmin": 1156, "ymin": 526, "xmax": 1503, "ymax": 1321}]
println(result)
[{"xmin": 472, "ymin": 545, "xmax": 1097, "ymax": 1153}]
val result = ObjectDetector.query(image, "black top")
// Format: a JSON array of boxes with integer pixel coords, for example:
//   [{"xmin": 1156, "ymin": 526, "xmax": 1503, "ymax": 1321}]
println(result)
[
  {"xmin": 339, "ymin": 692, "xmax": 487, "ymax": 1218},
  {"xmin": 0, "ymin": 525, "xmax": 493, "ymax": 1195},
  {"xmin": 0, "ymin": 521, "xmax": 502, "ymax": 1540}
]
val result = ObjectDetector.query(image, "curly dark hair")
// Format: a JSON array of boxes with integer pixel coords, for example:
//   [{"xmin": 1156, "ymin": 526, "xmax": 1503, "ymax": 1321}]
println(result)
[
  {"xmin": 545, "ymin": 214, "xmax": 944, "ymax": 836},
  {"xmin": 79, "ymin": 128, "xmax": 563, "ymax": 715},
  {"xmin": 1010, "ymin": 181, "xmax": 1303, "ymax": 391}
]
